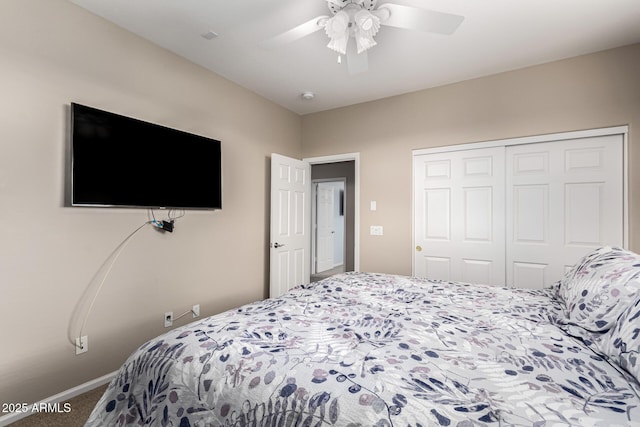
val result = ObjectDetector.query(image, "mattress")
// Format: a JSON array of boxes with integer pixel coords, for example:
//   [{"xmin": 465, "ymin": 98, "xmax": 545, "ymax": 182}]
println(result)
[{"xmin": 85, "ymin": 271, "xmax": 640, "ymax": 426}]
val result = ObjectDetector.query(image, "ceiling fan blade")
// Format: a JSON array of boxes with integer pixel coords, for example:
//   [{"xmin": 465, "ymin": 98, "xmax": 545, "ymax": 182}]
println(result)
[
  {"xmin": 346, "ymin": 43, "xmax": 368, "ymax": 75},
  {"xmin": 260, "ymin": 16, "xmax": 329, "ymax": 49},
  {"xmin": 377, "ymin": 3, "xmax": 464, "ymax": 35}
]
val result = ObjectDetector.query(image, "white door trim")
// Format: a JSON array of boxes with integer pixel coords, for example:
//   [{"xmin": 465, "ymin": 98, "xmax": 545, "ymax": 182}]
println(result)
[
  {"xmin": 413, "ymin": 126, "xmax": 628, "ymax": 156},
  {"xmin": 304, "ymin": 153, "xmax": 360, "ymax": 272}
]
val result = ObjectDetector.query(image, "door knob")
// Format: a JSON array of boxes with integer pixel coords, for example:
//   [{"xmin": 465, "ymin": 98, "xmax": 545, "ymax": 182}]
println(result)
[{"xmin": 272, "ymin": 242, "xmax": 285, "ymax": 248}]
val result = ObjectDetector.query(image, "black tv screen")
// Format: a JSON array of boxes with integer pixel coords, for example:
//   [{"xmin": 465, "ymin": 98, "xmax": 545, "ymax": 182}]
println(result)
[{"xmin": 71, "ymin": 103, "xmax": 222, "ymax": 209}]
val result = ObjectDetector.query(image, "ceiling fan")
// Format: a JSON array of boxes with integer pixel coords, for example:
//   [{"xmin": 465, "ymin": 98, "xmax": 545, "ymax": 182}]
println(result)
[{"xmin": 261, "ymin": 0, "xmax": 464, "ymax": 74}]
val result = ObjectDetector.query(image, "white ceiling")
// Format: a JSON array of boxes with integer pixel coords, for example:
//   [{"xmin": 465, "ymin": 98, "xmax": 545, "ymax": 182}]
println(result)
[{"xmin": 69, "ymin": 0, "xmax": 640, "ymax": 115}]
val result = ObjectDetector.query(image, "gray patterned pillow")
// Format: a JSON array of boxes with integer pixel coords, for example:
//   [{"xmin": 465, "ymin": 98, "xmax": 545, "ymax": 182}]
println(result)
[
  {"xmin": 558, "ymin": 246, "xmax": 640, "ymax": 332},
  {"xmin": 601, "ymin": 296, "xmax": 640, "ymax": 382}
]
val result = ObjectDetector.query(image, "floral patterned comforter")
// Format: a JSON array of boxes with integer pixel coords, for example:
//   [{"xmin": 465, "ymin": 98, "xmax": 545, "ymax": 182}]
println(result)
[{"xmin": 86, "ymin": 273, "xmax": 640, "ymax": 426}]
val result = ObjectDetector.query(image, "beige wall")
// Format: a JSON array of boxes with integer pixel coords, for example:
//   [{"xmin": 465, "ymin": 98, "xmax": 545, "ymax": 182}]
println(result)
[
  {"xmin": 0, "ymin": 0, "xmax": 301, "ymax": 404},
  {"xmin": 302, "ymin": 43, "xmax": 640, "ymax": 274},
  {"xmin": 2, "ymin": 0, "xmax": 639, "ymax": 410}
]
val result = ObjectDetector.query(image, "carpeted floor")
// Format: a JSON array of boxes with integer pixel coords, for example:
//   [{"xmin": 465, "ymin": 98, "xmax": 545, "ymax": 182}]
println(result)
[
  {"xmin": 310, "ymin": 264, "xmax": 345, "ymax": 282},
  {"xmin": 8, "ymin": 385, "xmax": 107, "ymax": 427}
]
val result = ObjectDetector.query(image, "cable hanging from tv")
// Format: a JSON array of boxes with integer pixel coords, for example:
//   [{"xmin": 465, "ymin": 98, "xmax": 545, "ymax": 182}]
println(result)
[{"xmin": 71, "ymin": 209, "xmax": 183, "ymax": 352}]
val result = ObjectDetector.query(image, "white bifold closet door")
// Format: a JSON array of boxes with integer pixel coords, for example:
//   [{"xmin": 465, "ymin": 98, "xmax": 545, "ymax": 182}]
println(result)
[
  {"xmin": 413, "ymin": 147, "xmax": 506, "ymax": 286},
  {"xmin": 506, "ymin": 134, "xmax": 623, "ymax": 288},
  {"xmin": 413, "ymin": 132, "xmax": 624, "ymax": 289}
]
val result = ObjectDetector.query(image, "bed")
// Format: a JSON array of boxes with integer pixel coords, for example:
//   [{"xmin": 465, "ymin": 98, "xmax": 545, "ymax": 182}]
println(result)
[{"xmin": 86, "ymin": 247, "xmax": 640, "ymax": 426}]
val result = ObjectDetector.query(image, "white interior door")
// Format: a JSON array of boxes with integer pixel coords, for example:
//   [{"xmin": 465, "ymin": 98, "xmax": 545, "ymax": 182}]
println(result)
[
  {"xmin": 506, "ymin": 134, "xmax": 624, "ymax": 289},
  {"xmin": 315, "ymin": 182, "xmax": 335, "ymax": 273},
  {"xmin": 413, "ymin": 147, "xmax": 506, "ymax": 285},
  {"xmin": 270, "ymin": 154, "xmax": 311, "ymax": 298}
]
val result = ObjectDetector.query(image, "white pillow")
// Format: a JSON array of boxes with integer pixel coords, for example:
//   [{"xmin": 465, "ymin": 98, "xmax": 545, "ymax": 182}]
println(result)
[
  {"xmin": 600, "ymin": 296, "xmax": 640, "ymax": 383},
  {"xmin": 558, "ymin": 246, "xmax": 640, "ymax": 332}
]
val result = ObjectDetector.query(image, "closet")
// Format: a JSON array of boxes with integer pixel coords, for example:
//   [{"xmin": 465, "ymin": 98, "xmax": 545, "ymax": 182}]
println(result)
[{"xmin": 413, "ymin": 127, "xmax": 626, "ymax": 289}]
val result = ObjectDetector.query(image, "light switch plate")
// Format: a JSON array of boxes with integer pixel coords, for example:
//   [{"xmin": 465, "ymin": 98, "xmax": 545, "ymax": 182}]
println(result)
[{"xmin": 370, "ymin": 225, "xmax": 383, "ymax": 236}]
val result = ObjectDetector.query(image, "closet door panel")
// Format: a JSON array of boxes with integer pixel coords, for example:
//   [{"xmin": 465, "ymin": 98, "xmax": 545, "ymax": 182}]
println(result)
[
  {"xmin": 513, "ymin": 262, "xmax": 548, "ymax": 289},
  {"xmin": 464, "ymin": 186, "xmax": 493, "ymax": 241},
  {"xmin": 462, "ymin": 259, "xmax": 493, "ymax": 285},
  {"xmin": 414, "ymin": 147, "xmax": 505, "ymax": 285},
  {"xmin": 513, "ymin": 185, "xmax": 549, "ymax": 243},
  {"xmin": 565, "ymin": 183, "xmax": 603, "ymax": 246},
  {"xmin": 414, "ymin": 130, "xmax": 625, "ymax": 290},
  {"xmin": 424, "ymin": 188, "xmax": 451, "ymax": 240},
  {"xmin": 506, "ymin": 134, "xmax": 623, "ymax": 289},
  {"xmin": 420, "ymin": 256, "xmax": 452, "ymax": 281}
]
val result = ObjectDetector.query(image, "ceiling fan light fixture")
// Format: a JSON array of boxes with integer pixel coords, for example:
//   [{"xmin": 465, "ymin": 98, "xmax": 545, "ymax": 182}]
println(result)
[
  {"xmin": 325, "ymin": 11, "xmax": 349, "ymax": 36},
  {"xmin": 355, "ymin": 9, "xmax": 379, "ymax": 33},
  {"xmin": 327, "ymin": 34, "xmax": 349, "ymax": 55},
  {"xmin": 354, "ymin": 9, "xmax": 380, "ymax": 53},
  {"xmin": 324, "ymin": 10, "xmax": 350, "ymax": 54},
  {"xmin": 370, "ymin": 6, "xmax": 390, "ymax": 23},
  {"xmin": 261, "ymin": 0, "xmax": 465, "ymax": 76},
  {"xmin": 355, "ymin": 33, "xmax": 376, "ymax": 54}
]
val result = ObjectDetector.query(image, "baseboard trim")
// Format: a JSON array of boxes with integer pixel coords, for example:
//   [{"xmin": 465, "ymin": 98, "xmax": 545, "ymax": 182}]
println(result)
[{"xmin": 0, "ymin": 371, "xmax": 116, "ymax": 426}]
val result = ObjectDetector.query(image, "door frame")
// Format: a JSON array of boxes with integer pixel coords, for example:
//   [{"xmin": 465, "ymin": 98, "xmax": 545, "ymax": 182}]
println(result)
[
  {"xmin": 311, "ymin": 178, "xmax": 347, "ymax": 275},
  {"xmin": 305, "ymin": 153, "xmax": 360, "ymax": 273},
  {"xmin": 412, "ymin": 125, "xmax": 629, "ymax": 276}
]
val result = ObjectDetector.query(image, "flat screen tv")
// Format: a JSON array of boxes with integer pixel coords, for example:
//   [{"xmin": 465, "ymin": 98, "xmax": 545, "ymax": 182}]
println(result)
[{"xmin": 71, "ymin": 103, "xmax": 222, "ymax": 210}]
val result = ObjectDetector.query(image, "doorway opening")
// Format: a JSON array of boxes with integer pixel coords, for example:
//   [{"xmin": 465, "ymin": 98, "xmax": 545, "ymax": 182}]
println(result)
[
  {"xmin": 311, "ymin": 179, "xmax": 346, "ymax": 281},
  {"xmin": 308, "ymin": 159, "xmax": 357, "ymax": 282},
  {"xmin": 269, "ymin": 152, "xmax": 359, "ymax": 297}
]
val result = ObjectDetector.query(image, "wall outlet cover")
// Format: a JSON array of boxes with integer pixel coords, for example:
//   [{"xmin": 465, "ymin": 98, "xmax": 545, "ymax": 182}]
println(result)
[
  {"xmin": 164, "ymin": 312, "xmax": 173, "ymax": 328},
  {"xmin": 75, "ymin": 335, "xmax": 88, "ymax": 355}
]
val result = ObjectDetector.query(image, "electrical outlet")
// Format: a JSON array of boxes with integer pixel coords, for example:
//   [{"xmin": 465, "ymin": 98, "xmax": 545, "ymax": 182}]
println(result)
[
  {"xmin": 75, "ymin": 335, "xmax": 88, "ymax": 355},
  {"xmin": 164, "ymin": 312, "xmax": 173, "ymax": 327},
  {"xmin": 192, "ymin": 304, "xmax": 200, "ymax": 318}
]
